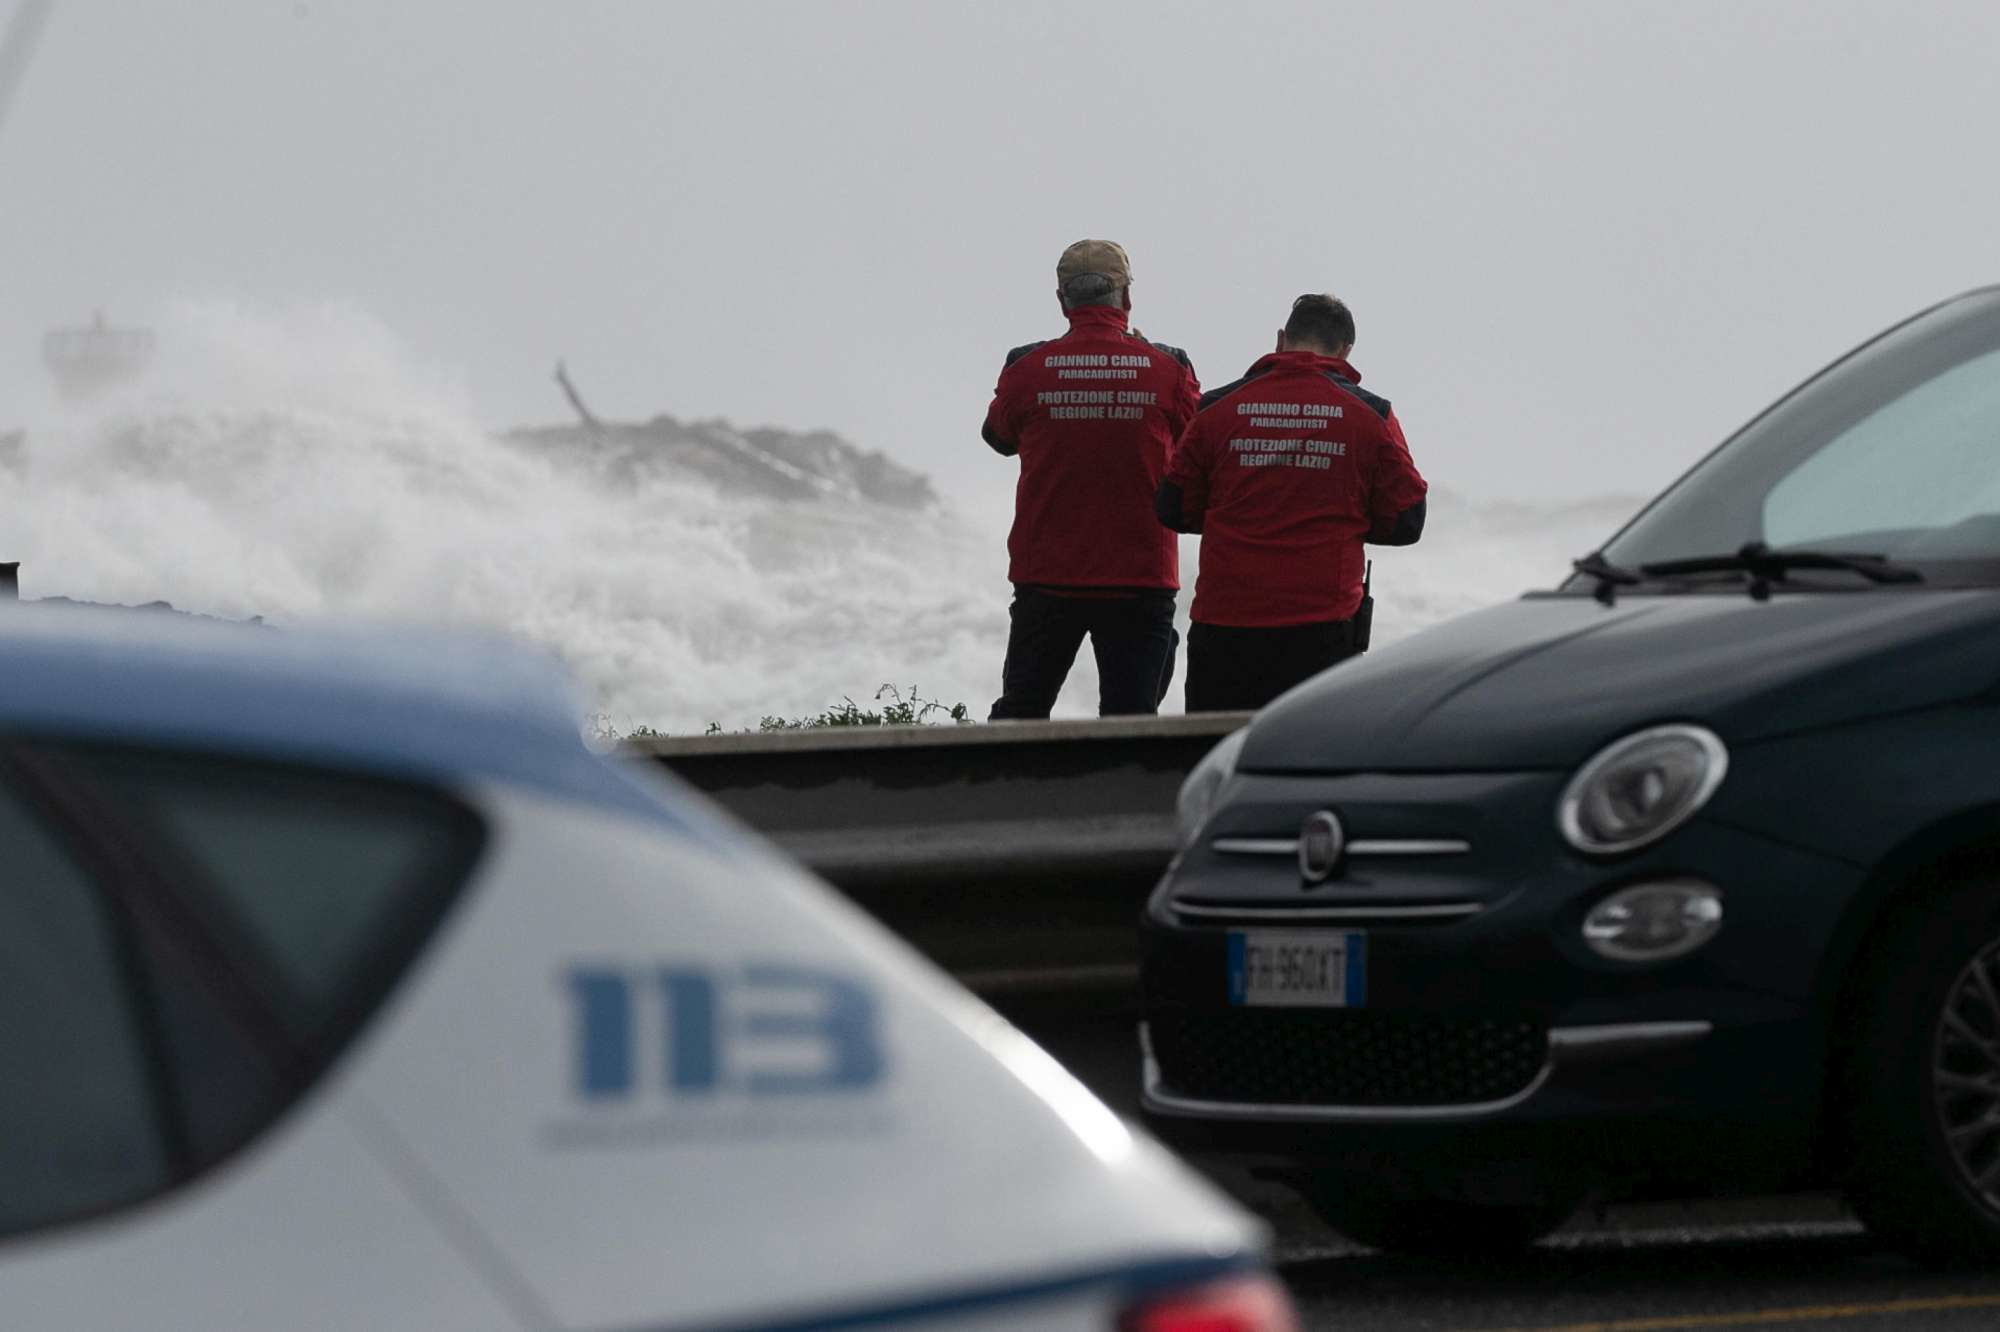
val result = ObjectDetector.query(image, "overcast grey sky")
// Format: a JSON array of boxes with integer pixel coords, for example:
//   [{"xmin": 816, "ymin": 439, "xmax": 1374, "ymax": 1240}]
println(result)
[{"xmin": 5, "ymin": 0, "xmax": 2000, "ymax": 512}]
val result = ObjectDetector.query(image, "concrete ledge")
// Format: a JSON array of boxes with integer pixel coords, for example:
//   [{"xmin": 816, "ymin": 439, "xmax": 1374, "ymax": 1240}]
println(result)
[{"xmin": 774, "ymin": 812, "xmax": 1179, "ymax": 880}]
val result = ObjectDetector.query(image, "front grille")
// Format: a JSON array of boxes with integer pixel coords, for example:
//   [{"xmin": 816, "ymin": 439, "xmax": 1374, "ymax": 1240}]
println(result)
[
  {"xmin": 1150, "ymin": 1010, "xmax": 1547, "ymax": 1107},
  {"xmin": 1171, "ymin": 900, "xmax": 1484, "ymax": 927}
]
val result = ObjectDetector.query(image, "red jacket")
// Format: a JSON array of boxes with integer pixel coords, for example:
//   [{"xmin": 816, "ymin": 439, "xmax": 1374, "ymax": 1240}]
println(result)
[
  {"xmin": 1159, "ymin": 351, "xmax": 1428, "ymax": 626},
  {"xmin": 982, "ymin": 306, "xmax": 1200, "ymax": 589}
]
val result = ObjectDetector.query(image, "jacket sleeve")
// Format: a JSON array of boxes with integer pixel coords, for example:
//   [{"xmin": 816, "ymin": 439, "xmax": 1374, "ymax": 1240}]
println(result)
[
  {"xmin": 1156, "ymin": 414, "xmax": 1212, "ymax": 534},
  {"xmin": 1168, "ymin": 356, "xmax": 1201, "ymax": 440},
  {"xmin": 981, "ymin": 361, "xmax": 1021, "ymax": 457},
  {"xmin": 1365, "ymin": 409, "xmax": 1429, "ymax": 546}
]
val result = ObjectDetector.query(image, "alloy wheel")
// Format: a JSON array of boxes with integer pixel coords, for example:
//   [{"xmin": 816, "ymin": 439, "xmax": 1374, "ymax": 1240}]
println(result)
[{"xmin": 1933, "ymin": 942, "xmax": 2000, "ymax": 1210}]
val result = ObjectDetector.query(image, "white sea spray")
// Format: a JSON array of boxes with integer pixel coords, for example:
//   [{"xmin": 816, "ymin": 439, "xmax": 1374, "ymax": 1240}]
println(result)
[{"xmin": 0, "ymin": 300, "xmax": 1644, "ymax": 731}]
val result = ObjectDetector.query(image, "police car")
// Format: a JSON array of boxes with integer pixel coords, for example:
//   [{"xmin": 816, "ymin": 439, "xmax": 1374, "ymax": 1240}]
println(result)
[{"xmin": 0, "ymin": 608, "xmax": 1291, "ymax": 1330}]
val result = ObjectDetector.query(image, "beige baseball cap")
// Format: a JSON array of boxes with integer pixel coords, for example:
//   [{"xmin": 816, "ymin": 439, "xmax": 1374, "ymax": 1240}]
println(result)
[{"xmin": 1056, "ymin": 239, "xmax": 1132, "ymax": 296}]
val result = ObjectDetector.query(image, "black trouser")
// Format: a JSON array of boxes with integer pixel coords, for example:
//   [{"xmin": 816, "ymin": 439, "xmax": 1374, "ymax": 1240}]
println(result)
[
  {"xmin": 989, "ymin": 586, "xmax": 1179, "ymax": 720},
  {"xmin": 1184, "ymin": 617, "xmax": 1359, "ymax": 713}
]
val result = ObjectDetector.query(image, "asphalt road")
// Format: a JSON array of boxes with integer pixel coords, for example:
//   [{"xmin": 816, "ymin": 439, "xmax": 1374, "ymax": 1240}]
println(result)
[{"xmin": 1257, "ymin": 1192, "xmax": 2000, "ymax": 1331}]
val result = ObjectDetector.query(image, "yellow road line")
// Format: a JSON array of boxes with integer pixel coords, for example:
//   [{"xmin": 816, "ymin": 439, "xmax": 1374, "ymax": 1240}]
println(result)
[{"xmin": 1467, "ymin": 1292, "xmax": 2000, "ymax": 1332}]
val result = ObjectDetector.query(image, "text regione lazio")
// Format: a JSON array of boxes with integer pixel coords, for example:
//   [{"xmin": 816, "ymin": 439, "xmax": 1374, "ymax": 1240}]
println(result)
[
  {"xmin": 1035, "ymin": 389, "xmax": 1159, "ymax": 421},
  {"xmin": 1229, "ymin": 438, "xmax": 1345, "ymax": 469}
]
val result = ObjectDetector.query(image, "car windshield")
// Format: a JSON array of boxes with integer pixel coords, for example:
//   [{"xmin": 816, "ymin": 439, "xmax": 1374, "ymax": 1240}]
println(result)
[{"xmin": 1586, "ymin": 289, "xmax": 2000, "ymax": 586}]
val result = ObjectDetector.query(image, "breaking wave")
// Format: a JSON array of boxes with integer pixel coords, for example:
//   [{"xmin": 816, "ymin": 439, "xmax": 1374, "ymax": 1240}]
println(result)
[{"xmin": 0, "ymin": 301, "xmax": 1643, "ymax": 731}]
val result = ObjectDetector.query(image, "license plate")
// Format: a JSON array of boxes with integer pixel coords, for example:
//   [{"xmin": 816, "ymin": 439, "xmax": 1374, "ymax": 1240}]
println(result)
[{"xmin": 1227, "ymin": 930, "xmax": 1366, "ymax": 1007}]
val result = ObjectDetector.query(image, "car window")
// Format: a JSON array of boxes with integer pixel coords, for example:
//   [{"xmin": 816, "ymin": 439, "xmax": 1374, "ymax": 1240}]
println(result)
[
  {"xmin": 61, "ymin": 749, "xmax": 485, "ymax": 1045},
  {"xmin": 0, "ymin": 744, "xmax": 485, "ymax": 1242},
  {"xmin": 1597, "ymin": 290, "xmax": 2000, "ymax": 577},
  {"xmin": 1764, "ymin": 345, "xmax": 2000, "ymax": 552},
  {"xmin": 0, "ymin": 784, "xmax": 171, "ymax": 1237}
]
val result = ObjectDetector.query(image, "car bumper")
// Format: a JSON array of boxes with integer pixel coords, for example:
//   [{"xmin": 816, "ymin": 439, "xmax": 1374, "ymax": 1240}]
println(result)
[
  {"xmin": 1138, "ymin": 769, "xmax": 1863, "ymax": 1184},
  {"xmin": 1141, "ymin": 1018, "xmax": 1715, "ymax": 1123}
]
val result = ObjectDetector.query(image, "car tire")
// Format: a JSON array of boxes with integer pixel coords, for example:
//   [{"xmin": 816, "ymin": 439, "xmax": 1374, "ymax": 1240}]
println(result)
[
  {"xmin": 1302, "ymin": 1172, "xmax": 1580, "ymax": 1257},
  {"xmin": 1844, "ymin": 878, "xmax": 2000, "ymax": 1264}
]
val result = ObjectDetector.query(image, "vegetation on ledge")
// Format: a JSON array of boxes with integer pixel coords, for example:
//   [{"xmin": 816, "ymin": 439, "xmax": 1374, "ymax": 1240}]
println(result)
[{"xmin": 597, "ymin": 684, "xmax": 972, "ymax": 741}]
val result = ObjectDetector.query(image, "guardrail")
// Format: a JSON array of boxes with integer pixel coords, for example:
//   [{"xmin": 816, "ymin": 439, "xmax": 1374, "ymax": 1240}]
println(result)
[{"xmin": 628, "ymin": 713, "xmax": 1248, "ymax": 1009}]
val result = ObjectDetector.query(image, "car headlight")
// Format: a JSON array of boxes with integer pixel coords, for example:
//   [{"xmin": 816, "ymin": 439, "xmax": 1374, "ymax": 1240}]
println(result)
[
  {"xmin": 1177, "ymin": 727, "xmax": 1248, "ymax": 845},
  {"xmin": 1557, "ymin": 724, "xmax": 1728, "ymax": 856}
]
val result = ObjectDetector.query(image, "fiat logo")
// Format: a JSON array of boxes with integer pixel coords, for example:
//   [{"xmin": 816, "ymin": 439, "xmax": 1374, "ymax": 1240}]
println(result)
[{"xmin": 1298, "ymin": 810, "xmax": 1346, "ymax": 883}]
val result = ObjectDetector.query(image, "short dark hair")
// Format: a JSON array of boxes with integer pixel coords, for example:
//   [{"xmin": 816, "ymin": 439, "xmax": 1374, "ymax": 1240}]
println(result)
[
  {"xmin": 1060, "ymin": 273, "xmax": 1126, "ymax": 309},
  {"xmin": 1284, "ymin": 293, "xmax": 1355, "ymax": 351}
]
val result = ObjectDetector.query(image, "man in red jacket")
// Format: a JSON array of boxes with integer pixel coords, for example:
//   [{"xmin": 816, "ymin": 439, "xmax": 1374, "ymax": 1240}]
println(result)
[
  {"xmin": 981, "ymin": 239, "xmax": 1200, "ymax": 719},
  {"xmin": 1157, "ymin": 293, "xmax": 1428, "ymax": 712}
]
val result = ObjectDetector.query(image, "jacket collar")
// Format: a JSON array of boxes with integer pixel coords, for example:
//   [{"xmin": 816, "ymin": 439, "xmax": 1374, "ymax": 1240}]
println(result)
[
  {"xmin": 1245, "ymin": 350, "xmax": 1362, "ymax": 382},
  {"xmin": 1064, "ymin": 305, "xmax": 1131, "ymax": 333}
]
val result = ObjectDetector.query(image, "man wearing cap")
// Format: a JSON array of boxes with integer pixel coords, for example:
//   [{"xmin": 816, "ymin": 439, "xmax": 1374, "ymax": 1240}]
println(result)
[
  {"xmin": 980, "ymin": 239, "xmax": 1201, "ymax": 719},
  {"xmin": 1157, "ymin": 293, "xmax": 1428, "ymax": 712}
]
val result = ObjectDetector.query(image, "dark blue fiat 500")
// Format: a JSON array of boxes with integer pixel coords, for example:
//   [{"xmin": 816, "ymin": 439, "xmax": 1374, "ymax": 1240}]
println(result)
[{"xmin": 1141, "ymin": 286, "xmax": 2000, "ymax": 1259}]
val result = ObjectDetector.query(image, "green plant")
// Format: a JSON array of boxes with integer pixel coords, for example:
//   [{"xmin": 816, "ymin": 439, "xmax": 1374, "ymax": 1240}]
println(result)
[
  {"xmin": 756, "ymin": 684, "xmax": 971, "ymax": 731},
  {"xmin": 603, "ymin": 685, "xmax": 971, "ymax": 740}
]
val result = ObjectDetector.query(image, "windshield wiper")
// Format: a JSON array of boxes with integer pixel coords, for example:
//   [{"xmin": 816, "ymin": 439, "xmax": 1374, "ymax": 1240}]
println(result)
[
  {"xmin": 1638, "ymin": 542, "xmax": 1924, "ymax": 601},
  {"xmin": 1571, "ymin": 550, "xmax": 1643, "ymax": 606}
]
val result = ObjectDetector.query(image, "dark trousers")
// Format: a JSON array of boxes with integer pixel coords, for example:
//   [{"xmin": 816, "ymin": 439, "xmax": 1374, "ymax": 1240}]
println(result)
[
  {"xmin": 1184, "ymin": 618, "xmax": 1359, "ymax": 713},
  {"xmin": 989, "ymin": 587, "xmax": 1179, "ymax": 720}
]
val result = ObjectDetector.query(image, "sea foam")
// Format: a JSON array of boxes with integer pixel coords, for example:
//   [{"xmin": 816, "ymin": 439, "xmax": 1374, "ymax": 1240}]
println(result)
[{"xmin": 0, "ymin": 301, "xmax": 1643, "ymax": 732}]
